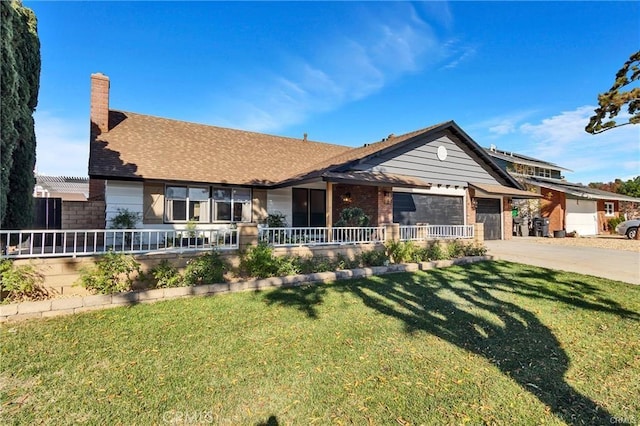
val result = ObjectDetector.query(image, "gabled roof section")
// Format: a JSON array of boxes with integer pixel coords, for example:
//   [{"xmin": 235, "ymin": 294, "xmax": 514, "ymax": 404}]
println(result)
[
  {"xmin": 89, "ymin": 110, "xmax": 351, "ymax": 186},
  {"xmin": 276, "ymin": 121, "xmax": 523, "ymax": 189},
  {"xmin": 527, "ymin": 177, "xmax": 640, "ymax": 202},
  {"xmin": 485, "ymin": 148, "xmax": 573, "ymax": 172}
]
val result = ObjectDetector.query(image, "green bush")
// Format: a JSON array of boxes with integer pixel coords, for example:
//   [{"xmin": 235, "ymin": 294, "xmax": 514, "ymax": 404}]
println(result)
[
  {"xmin": 447, "ymin": 240, "xmax": 465, "ymax": 259},
  {"xmin": 297, "ymin": 256, "xmax": 335, "ymax": 274},
  {"xmin": 275, "ymin": 256, "xmax": 301, "ymax": 277},
  {"xmin": 360, "ymin": 249, "xmax": 388, "ymax": 267},
  {"xmin": 425, "ymin": 241, "xmax": 447, "ymax": 261},
  {"xmin": 462, "ymin": 242, "xmax": 488, "ymax": 257},
  {"xmin": 334, "ymin": 253, "xmax": 360, "ymax": 270},
  {"xmin": 240, "ymin": 241, "xmax": 281, "ymax": 278},
  {"xmin": 266, "ymin": 211, "xmax": 287, "ymax": 228},
  {"xmin": 607, "ymin": 215, "xmax": 625, "ymax": 232},
  {"xmin": 77, "ymin": 251, "xmax": 141, "ymax": 294},
  {"xmin": 109, "ymin": 208, "xmax": 141, "ymax": 229},
  {"xmin": 334, "ymin": 207, "xmax": 370, "ymax": 227},
  {"xmin": 183, "ymin": 251, "xmax": 227, "ymax": 286},
  {"xmin": 0, "ymin": 259, "xmax": 46, "ymax": 302},
  {"xmin": 149, "ymin": 259, "xmax": 183, "ymax": 288},
  {"xmin": 385, "ymin": 240, "xmax": 418, "ymax": 263}
]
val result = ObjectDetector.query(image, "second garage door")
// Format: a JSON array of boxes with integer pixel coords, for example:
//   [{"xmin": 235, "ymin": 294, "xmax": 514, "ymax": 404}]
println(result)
[{"xmin": 565, "ymin": 198, "xmax": 597, "ymax": 236}]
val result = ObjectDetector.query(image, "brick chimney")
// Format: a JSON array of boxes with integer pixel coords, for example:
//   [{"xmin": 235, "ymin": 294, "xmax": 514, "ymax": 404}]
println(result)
[
  {"xmin": 89, "ymin": 73, "xmax": 109, "ymax": 202},
  {"xmin": 90, "ymin": 73, "xmax": 110, "ymax": 137}
]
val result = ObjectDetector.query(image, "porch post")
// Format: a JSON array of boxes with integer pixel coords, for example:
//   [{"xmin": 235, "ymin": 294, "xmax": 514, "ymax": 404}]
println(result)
[
  {"xmin": 237, "ymin": 223, "xmax": 259, "ymax": 250},
  {"xmin": 326, "ymin": 182, "xmax": 333, "ymax": 242},
  {"xmin": 473, "ymin": 223, "xmax": 484, "ymax": 242}
]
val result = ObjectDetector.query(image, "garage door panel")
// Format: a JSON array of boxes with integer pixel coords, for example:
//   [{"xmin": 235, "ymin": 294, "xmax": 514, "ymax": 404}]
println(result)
[
  {"xmin": 565, "ymin": 199, "xmax": 597, "ymax": 236},
  {"xmin": 476, "ymin": 198, "xmax": 501, "ymax": 240}
]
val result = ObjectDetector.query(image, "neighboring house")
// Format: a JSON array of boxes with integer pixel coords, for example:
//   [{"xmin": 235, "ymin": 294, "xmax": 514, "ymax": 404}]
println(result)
[
  {"xmin": 485, "ymin": 146, "xmax": 640, "ymax": 236},
  {"xmin": 31, "ymin": 175, "xmax": 104, "ymax": 230},
  {"xmin": 87, "ymin": 73, "xmax": 537, "ymax": 240},
  {"xmin": 34, "ymin": 175, "xmax": 89, "ymax": 201}
]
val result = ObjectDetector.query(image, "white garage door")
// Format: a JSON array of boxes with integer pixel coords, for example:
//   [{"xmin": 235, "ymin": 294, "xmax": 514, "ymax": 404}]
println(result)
[{"xmin": 565, "ymin": 198, "xmax": 597, "ymax": 236}]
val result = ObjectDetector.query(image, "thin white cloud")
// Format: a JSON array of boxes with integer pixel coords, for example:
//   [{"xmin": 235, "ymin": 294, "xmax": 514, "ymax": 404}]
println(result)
[
  {"xmin": 487, "ymin": 106, "xmax": 640, "ymax": 183},
  {"xmin": 468, "ymin": 110, "xmax": 540, "ymax": 138},
  {"xmin": 210, "ymin": 3, "xmax": 457, "ymax": 133},
  {"xmin": 442, "ymin": 45, "xmax": 476, "ymax": 70},
  {"xmin": 34, "ymin": 111, "xmax": 89, "ymax": 177}
]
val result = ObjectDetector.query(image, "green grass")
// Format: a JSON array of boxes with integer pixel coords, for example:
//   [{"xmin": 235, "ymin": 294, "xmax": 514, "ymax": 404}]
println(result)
[{"xmin": 1, "ymin": 261, "xmax": 639, "ymax": 425}]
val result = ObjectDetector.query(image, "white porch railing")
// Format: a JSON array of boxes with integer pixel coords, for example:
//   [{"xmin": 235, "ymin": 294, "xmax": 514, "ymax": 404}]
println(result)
[
  {"xmin": 399, "ymin": 225, "xmax": 474, "ymax": 241},
  {"xmin": 258, "ymin": 226, "xmax": 386, "ymax": 247},
  {"xmin": 0, "ymin": 228, "xmax": 238, "ymax": 259}
]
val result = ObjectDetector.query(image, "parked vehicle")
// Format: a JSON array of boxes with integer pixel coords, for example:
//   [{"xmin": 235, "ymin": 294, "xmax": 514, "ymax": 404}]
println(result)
[{"xmin": 615, "ymin": 219, "xmax": 640, "ymax": 239}]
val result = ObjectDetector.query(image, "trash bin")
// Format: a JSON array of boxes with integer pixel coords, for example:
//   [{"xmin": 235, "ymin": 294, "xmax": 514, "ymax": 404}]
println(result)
[
  {"xmin": 533, "ymin": 217, "xmax": 550, "ymax": 237},
  {"xmin": 513, "ymin": 217, "xmax": 523, "ymax": 236}
]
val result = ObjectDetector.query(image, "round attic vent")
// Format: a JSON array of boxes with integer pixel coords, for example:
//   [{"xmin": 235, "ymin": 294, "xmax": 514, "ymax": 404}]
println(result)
[{"xmin": 437, "ymin": 145, "xmax": 448, "ymax": 161}]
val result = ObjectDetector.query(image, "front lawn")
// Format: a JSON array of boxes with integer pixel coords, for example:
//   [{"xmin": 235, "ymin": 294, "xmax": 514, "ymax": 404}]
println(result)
[{"xmin": 1, "ymin": 261, "xmax": 639, "ymax": 425}]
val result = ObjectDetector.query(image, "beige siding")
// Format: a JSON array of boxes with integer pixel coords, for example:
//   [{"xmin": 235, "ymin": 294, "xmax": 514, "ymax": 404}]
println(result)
[{"xmin": 143, "ymin": 183, "xmax": 164, "ymax": 224}]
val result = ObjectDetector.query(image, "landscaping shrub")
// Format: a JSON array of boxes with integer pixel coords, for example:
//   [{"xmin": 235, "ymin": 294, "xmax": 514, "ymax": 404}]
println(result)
[
  {"xmin": 109, "ymin": 208, "xmax": 141, "ymax": 229},
  {"xmin": 385, "ymin": 240, "xmax": 418, "ymax": 263},
  {"xmin": 607, "ymin": 215, "xmax": 625, "ymax": 233},
  {"xmin": 360, "ymin": 249, "xmax": 388, "ymax": 267},
  {"xmin": 240, "ymin": 241, "xmax": 282, "ymax": 278},
  {"xmin": 0, "ymin": 259, "xmax": 47, "ymax": 302},
  {"xmin": 297, "ymin": 256, "xmax": 335, "ymax": 274},
  {"xmin": 149, "ymin": 259, "xmax": 183, "ymax": 288},
  {"xmin": 447, "ymin": 239, "xmax": 465, "ymax": 259},
  {"xmin": 462, "ymin": 242, "xmax": 488, "ymax": 257},
  {"xmin": 275, "ymin": 256, "xmax": 301, "ymax": 277},
  {"xmin": 266, "ymin": 211, "xmax": 287, "ymax": 228},
  {"xmin": 77, "ymin": 251, "xmax": 141, "ymax": 294},
  {"xmin": 334, "ymin": 207, "xmax": 371, "ymax": 227},
  {"xmin": 334, "ymin": 253, "xmax": 360, "ymax": 270},
  {"xmin": 183, "ymin": 251, "xmax": 227, "ymax": 286},
  {"xmin": 425, "ymin": 241, "xmax": 447, "ymax": 261}
]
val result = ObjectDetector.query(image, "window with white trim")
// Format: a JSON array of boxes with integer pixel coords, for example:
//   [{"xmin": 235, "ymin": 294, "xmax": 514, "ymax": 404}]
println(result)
[
  {"xmin": 165, "ymin": 186, "xmax": 210, "ymax": 222},
  {"xmin": 164, "ymin": 185, "xmax": 252, "ymax": 223},
  {"xmin": 536, "ymin": 168, "xmax": 551, "ymax": 178},
  {"xmin": 604, "ymin": 202, "xmax": 614, "ymax": 216}
]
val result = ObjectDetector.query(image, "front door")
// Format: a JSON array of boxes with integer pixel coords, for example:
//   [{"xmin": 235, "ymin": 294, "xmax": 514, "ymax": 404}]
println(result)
[{"xmin": 292, "ymin": 188, "xmax": 326, "ymax": 227}]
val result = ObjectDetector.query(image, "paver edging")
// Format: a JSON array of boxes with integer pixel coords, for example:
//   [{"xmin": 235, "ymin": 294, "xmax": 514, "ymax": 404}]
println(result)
[{"xmin": 0, "ymin": 255, "xmax": 493, "ymax": 322}]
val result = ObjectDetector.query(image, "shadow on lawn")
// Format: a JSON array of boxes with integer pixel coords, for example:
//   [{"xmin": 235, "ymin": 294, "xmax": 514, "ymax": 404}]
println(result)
[{"xmin": 264, "ymin": 261, "xmax": 638, "ymax": 425}]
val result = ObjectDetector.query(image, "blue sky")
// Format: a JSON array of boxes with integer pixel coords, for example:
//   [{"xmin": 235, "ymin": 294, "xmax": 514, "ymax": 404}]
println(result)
[{"xmin": 27, "ymin": 1, "xmax": 640, "ymax": 184}]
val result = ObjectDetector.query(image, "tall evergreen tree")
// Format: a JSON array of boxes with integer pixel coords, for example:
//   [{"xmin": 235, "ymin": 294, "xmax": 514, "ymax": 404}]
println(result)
[{"xmin": 0, "ymin": 0, "xmax": 40, "ymax": 229}]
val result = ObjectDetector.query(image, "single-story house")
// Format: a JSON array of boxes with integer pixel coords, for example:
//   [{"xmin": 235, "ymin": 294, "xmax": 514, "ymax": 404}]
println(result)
[
  {"xmin": 87, "ymin": 73, "xmax": 537, "ymax": 240},
  {"xmin": 485, "ymin": 146, "xmax": 640, "ymax": 236}
]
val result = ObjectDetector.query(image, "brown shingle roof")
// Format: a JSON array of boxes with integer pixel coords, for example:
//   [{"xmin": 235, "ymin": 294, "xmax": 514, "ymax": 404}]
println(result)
[
  {"xmin": 275, "ymin": 122, "xmax": 452, "ymax": 185},
  {"xmin": 89, "ymin": 110, "xmax": 352, "ymax": 185},
  {"xmin": 89, "ymin": 113, "xmax": 520, "ymax": 190}
]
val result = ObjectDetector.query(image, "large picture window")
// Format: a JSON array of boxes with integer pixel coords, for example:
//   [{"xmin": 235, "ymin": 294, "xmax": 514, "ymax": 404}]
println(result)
[{"xmin": 165, "ymin": 185, "xmax": 252, "ymax": 223}]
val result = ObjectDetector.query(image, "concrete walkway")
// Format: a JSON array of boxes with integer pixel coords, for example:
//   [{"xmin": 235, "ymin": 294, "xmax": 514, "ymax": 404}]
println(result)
[{"xmin": 484, "ymin": 239, "xmax": 640, "ymax": 285}]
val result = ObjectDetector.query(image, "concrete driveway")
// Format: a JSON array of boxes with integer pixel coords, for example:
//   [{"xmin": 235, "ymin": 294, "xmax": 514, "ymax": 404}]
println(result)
[{"xmin": 484, "ymin": 239, "xmax": 640, "ymax": 285}]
